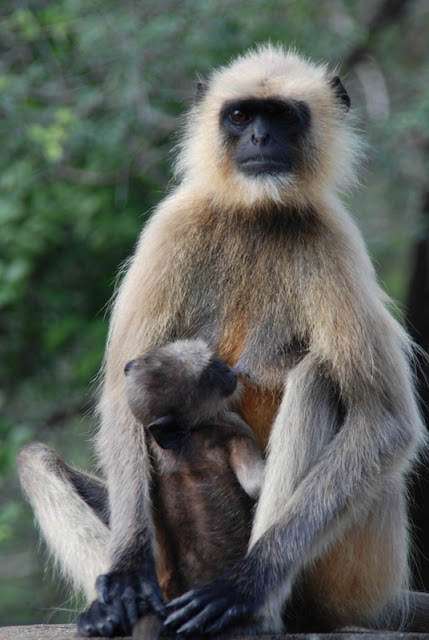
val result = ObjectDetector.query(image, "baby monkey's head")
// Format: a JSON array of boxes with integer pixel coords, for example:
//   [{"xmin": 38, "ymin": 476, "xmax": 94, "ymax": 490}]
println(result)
[{"xmin": 124, "ymin": 340, "xmax": 237, "ymax": 446}]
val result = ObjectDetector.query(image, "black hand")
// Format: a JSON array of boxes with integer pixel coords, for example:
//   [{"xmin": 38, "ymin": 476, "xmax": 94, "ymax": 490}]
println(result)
[
  {"xmin": 77, "ymin": 571, "xmax": 166, "ymax": 637},
  {"xmin": 164, "ymin": 567, "xmax": 260, "ymax": 635}
]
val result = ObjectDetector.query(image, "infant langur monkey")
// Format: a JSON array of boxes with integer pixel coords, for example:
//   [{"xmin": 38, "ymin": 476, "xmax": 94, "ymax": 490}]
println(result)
[{"xmin": 124, "ymin": 339, "xmax": 265, "ymax": 639}]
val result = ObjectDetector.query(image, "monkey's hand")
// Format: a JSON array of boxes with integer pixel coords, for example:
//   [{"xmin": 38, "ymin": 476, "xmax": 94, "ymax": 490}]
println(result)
[
  {"xmin": 77, "ymin": 572, "xmax": 166, "ymax": 637},
  {"xmin": 164, "ymin": 561, "xmax": 266, "ymax": 635}
]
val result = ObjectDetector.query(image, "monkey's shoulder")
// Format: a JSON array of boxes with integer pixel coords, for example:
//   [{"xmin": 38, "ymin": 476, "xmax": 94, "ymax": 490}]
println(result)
[{"xmin": 141, "ymin": 191, "xmax": 369, "ymax": 284}]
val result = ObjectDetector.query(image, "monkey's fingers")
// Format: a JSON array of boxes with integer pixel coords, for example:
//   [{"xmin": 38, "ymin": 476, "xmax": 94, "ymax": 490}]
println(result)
[
  {"xmin": 205, "ymin": 603, "xmax": 253, "ymax": 634},
  {"xmin": 77, "ymin": 599, "xmax": 127, "ymax": 637},
  {"xmin": 165, "ymin": 587, "xmax": 198, "ymax": 612},
  {"xmin": 95, "ymin": 573, "xmax": 117, "ymax": 605},
  {"xmin": 175, "ymin": 599, "xmax": 230, "ymax": 635},
  {"xmin": 122, "ymin": 586, "xmax": 139, "ymax": 627},
  {"xmin": 165, "ymin": 559, "xmax": 264, "ymax": 635},
  {"xmin": 145, "ymin": 586, "xmax": 167, "ymax": 619},
  {"xmin": 95, "ymin": 570, "xmax": 166, "ymax": 621},
  {"xmin": 163, "ymin": 594, "xmax": 203, "ymax": 629}
]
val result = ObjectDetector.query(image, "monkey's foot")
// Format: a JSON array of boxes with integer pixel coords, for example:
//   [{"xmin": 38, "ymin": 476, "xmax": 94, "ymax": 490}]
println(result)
[
  {"xmin": 77, "ymin": 572, "xmax": 166, "ymax": 637},
  {"xmin": 77, "ymin": 599, "xmax": 130, "ymax": 637}
]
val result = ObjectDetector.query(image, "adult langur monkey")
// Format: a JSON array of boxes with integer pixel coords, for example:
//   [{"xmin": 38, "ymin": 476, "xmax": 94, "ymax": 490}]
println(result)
[{"xmin": 18, "ymin": 45, "xmax": 429, "ymax": 636}]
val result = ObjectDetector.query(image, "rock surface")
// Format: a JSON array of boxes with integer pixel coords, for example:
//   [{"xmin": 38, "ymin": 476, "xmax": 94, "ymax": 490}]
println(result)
[{"xmin": 1, "ymin": 626, "xmax": 429, "ymax": 640}]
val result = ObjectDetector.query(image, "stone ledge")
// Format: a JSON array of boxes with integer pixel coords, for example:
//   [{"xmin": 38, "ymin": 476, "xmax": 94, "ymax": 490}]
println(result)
[{"xmin": 1, "ymin": 627, "xmax": 429, "ymax": 640}]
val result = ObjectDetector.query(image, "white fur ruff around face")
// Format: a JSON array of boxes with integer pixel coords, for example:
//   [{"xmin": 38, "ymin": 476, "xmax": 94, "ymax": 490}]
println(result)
[{"xmin": 175, "ymin": 44, "xmax": 363, "ymax": 211}]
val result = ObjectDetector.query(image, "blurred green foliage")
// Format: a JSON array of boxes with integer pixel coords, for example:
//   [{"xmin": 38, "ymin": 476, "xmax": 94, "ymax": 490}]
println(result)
[{"xmin": 0, "ymin": 0, "xmax": 428, "ymax": 626}]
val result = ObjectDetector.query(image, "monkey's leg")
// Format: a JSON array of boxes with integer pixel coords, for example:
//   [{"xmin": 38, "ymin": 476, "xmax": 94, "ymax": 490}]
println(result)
[
  {"xmin": 299, "ymin": 479, "xmax": 409, "ymax": 631},
  {"xmin": 164, "ymin": 355, "xmax": 418, "ymax": 635},
  {"xmin": 18, "ymin": 442, "xmax": 110, "ymax": 601}
]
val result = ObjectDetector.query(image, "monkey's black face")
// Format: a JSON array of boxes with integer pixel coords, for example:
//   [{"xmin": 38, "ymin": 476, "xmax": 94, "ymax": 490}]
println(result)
[
  {"xmin": 220, "ymin": 98, "xmax": 310, "ymax": 177},
  {"xmin": 202, "ymin": 357, "xmax": 237, "ymax": 398}
]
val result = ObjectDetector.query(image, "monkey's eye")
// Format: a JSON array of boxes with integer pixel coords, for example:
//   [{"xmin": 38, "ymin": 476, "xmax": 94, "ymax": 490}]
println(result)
[
  {"xmin": 229, "ymin": 109, "xmax": 251, "ymax": 124},
  {"xmin": 281, "ymin": 106, "xmax": 298, "ymax": 122}
]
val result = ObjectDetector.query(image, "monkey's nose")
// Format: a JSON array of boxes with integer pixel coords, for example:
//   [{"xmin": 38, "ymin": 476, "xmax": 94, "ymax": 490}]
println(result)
[
  {"xmin": 251, "ymin": 132, "xmax": 270, "ymax": 145},
  {"xmin": 124, "ymin": 360, "xmax": 136, "ymax": 375}
]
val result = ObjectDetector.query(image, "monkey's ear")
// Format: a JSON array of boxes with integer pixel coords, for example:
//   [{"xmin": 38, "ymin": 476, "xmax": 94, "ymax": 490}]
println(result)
[
  {"xmin": 195, "ymin": 75, "xmax": 208, "ymax": 103},
  {"xmin": 148, "ymin": 415, "xmax": 188, "ymax": 450},
  {"xmin": 330, "ymin": 76, "xmax": 351, "ymax": 112}
]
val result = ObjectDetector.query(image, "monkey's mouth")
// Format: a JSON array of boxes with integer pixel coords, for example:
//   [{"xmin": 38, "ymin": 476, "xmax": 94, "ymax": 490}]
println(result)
[{"xmin": 239, "ymin": 157, "xmax": 291, "ymax": 176}]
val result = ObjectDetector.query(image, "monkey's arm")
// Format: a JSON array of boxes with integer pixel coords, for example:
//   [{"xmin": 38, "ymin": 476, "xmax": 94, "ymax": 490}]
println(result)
[
  {"xmin": 78, "ymin": 208, "xmax": 197, "ymax": 636},
  {"xmin": 77, "ymin": 407, "xmax": 166, "ymax": 637},
  {"xmin": 224, "ymin": 412, "xmax": 265, "ymax": 498},
  {"xmin": 165, "ymin": 346, "xmax": 422, "ymax": 634}
]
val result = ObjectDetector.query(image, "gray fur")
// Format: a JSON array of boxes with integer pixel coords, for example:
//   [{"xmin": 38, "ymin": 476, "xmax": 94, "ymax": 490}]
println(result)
[{"xmin": 18, "ymin": 45, "xmax": 427, "ymax": 635}]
